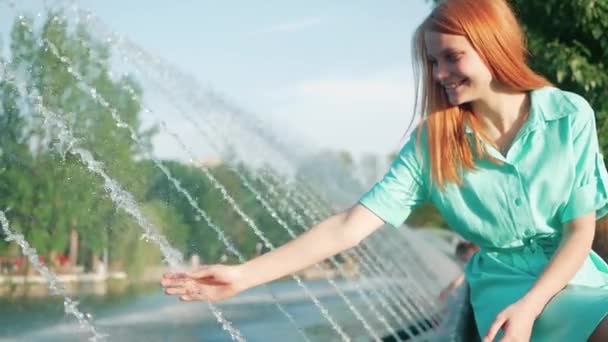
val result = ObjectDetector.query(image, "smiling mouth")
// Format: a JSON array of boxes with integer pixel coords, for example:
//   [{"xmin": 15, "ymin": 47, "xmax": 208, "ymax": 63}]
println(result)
[{"xmin": 443, "ymin": 79, "xmax": 467, "ymax": 90}]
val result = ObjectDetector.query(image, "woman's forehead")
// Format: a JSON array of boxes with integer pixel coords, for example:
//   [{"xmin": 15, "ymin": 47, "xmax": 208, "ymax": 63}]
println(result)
[{"xmin": 424, "ymin": 31, "xmax": 470, "ymax": 57}]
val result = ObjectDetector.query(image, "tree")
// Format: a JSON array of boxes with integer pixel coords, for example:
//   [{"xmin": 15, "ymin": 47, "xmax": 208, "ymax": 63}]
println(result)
[
  {"xmin": 0, "ymin": 11, "xmax": 156, "ymax": 273},
  {"xmin": 509, "ymin": 0, "xmax": 608, "ymax": 152}
]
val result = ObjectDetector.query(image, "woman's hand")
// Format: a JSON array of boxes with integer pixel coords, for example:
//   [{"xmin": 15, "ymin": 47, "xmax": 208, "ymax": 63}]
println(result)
[
  {"xmin": 483, "ymin": 298, "xmax": 541, "ymax": 342},
  {"xmin": 439, "ymin": 273, "xmax": 465, "ymax": 301},
  {"xmin": 161, "ymin": 264, "xmax": 246, "ymax": 302},
  {"xmin": 438, "ymin": 285, "xmax": 454, "ymax": 301}
]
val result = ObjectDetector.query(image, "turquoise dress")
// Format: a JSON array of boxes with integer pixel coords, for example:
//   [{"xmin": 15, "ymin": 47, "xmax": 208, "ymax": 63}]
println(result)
[{"xmin": 359, "ymin": 86, "xmax": 608, "ymax": 341}]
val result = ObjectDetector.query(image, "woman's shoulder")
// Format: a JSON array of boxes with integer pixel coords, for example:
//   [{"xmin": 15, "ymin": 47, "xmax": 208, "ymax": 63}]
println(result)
[
  {"xmin": 532, "ymin": 86, "xmax": 594, "ymax": 122},
  {"xmin": 399, "ymin": 122, "xmax": 430, "ymax": 155}
]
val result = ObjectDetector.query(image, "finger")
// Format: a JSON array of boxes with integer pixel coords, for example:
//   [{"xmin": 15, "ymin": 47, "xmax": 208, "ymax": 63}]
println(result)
[
  {"xmin": 196, "ymin": 278, "xmax": 229, "ymax": 286},
  {"xmin": 187, "ymin": 265, "xmax": 213, "ymax": 279},
  {"xmin": 163, "ymin": 272, "xmax": 187, "ymax": 279},
  {"xmin": 483, "ymin": 316, "xmax": 506, "ymax": 342},
  {"xmin": 164, "ymin": 286, "xmax": 194, "ymax": 295},
  {"xmin": 180, "ymin": 293, "xmax": 209, "ymax": 301},
  {"xmin": 161, "ymin": 277, "xmax": 191, "ymax": 288}
]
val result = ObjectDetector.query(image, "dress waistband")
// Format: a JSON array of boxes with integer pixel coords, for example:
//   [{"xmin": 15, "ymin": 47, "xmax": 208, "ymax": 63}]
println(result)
[{"xmin": 479, "ymin": 233, "xmax": 560, "ymax": 253}]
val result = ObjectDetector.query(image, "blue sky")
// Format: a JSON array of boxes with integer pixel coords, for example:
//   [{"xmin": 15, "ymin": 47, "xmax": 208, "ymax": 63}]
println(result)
[{"xmin": 2, "ymin": 1, "xmax": 432, "ymax": 160}]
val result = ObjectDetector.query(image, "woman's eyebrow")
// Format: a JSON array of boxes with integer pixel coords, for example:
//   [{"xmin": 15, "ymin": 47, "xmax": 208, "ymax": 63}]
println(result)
[{"xmin": 428, "ymin": 48, "xmax": 462, "ymax": 59}]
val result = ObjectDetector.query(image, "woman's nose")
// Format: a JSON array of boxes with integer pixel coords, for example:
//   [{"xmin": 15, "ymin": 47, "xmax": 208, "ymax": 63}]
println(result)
[{"xmin": 433, "ymin": 62, "xmax": 449, "ymax": 83}]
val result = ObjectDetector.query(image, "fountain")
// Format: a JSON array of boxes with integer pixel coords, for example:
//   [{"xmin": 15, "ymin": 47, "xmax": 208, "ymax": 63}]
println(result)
[{"xmin": 0, "ymin": 2, "xmax": 465, "ymax": 341}]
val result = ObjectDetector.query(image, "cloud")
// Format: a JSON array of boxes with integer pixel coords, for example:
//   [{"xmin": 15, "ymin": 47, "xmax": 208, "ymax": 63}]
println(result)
[
  {"xmin": 285, "ymin": 67, "xmax": 415, "ymax": 105},
  {"xmin": 257, "ymin": 67, "xmax": 418, "ymax": 156},
  {"xmin": 253, "ymin": 17, "xmax": 323, "ymax": 35}
]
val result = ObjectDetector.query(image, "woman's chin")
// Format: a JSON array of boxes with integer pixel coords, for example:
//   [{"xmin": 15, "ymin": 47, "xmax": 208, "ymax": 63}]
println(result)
[{"xmin": 446, "ymin": 94, "xmax": 465, "ymax": 106}]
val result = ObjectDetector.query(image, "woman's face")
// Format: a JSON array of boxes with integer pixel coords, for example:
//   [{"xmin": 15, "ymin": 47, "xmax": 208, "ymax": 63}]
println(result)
[{"xmin": 424, "ymin": 31, "xmax": 494, "ymax": 106}]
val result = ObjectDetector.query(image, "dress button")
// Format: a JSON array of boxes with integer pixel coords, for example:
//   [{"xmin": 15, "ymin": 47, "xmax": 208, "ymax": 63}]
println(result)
[{"xmin": 514, "ymin": 198, "xmax": 522, "ymax": 206}]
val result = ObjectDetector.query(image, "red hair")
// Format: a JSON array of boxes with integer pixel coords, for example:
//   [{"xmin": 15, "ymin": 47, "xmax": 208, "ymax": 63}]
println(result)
[{"xmin": 411, "ymin": 0, "xmax": 550, "ymax": 188}]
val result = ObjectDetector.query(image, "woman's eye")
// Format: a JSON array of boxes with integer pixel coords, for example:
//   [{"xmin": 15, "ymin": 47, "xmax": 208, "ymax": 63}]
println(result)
[{"xmin": 447, "ymin": 53, "xmax": 461, "ymax": 63}]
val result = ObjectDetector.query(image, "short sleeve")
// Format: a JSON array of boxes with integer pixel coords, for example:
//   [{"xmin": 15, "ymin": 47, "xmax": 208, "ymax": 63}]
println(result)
[
  {"xmin": 561, "ymin": 95, "xmax": 608, "ymax": 223},
  {"xmin": 358, "ymin": 133, "xmax": 428, "ymax": 228}
]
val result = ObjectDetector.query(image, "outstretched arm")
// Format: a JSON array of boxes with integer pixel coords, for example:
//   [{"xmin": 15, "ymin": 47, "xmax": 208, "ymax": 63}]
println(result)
[
  {"xmin": 161, "ymin": 204, "xmax": 385, "ymax": 301},
  {"xmin": 239, "ymin": 204, "xmax": 384, "ymax": 289}
]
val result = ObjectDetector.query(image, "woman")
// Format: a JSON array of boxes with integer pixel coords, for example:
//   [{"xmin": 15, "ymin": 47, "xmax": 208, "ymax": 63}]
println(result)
[{"xmin": 162, "ymin": 0, "xmax": 608, "ymax": 340}]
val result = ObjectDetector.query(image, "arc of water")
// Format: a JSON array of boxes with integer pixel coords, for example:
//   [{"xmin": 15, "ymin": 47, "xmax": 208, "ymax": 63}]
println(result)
[
  {"xmin": 0, "ymin": 210, "xmax": 106, "ymax": 342},
  {"xmin": 372, "ymin": 227, "xmax": 445, "ymax": 322},
  {"xmin": 158, "ymin": 124, "xmax": 380, "ymax": 341},
  {"xmin": 246, "ymin": 172, "xmax": 410, "ymax": 333},
  {"xmin": 2, "ymin": 1, "xmax": 456, "ymax": 340},
  {"xmin": 0, "ymin": 62, "xmax": 246, "ymax": 342},
  {"xmin": 360, "ymin": 239, "xmax": 438, "ymax": 330},
  {"xmin": 100, "ymin": 27, "xmax": 416, "ymax": 341},
  {"xmin": 391, "ymin": 229, "xmax": 452, "ymax": 312},
  {"xmin": 67, "ymin": 6, "xmax": 299, "ymax": 178},
  {"xmin": 20, "ymin": 2, "xmax": 446, "ymax": 340},
  {"xmin": 306, "ymin": 188, "xmax": 442, "ymax": 327},
  {"xmin": 252, "ymin": 172, "xmax": 417, "ymax": 341},
  {"xmin": 131, "ymin": 59, "xmax": 405, "ymax": 340},
  {"xmin": 282, "ymin": 179, "xmax": 436, "ymax": 338},
  {"xmin": 119, "ymin": 24, "xmax": 436, "ymax": 340},
  {"xmin": 132, "ymin": 14, "xmax": 446, "ymax": 342},
  {"xmin": 93, "ymin": 34, "xmax": 391, "ymax": 340},
  {"xmin": 106, "ymin": 46, "xmax": 391, "ymax": 338},
  {"xmin": 53, "ymin": 18, "xmax": 312, "ymax": 338},
  {"xmin": 13, "ymin": 9, "xmax": 351, "ymax": 341}
]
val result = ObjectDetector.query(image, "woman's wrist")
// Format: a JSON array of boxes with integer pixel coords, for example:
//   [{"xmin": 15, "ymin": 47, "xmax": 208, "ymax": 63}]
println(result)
[
  {"xmin": 235, "ymin": 262, "xmax": 256, "ymax": 291},
  {"xmin": 520, "ymin": 293, "xmax": 547, "ymax": 317}
]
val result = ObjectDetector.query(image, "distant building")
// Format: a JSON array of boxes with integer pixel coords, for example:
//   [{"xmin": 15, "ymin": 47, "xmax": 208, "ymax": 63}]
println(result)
[{"xmin": 196, "ymin": 156, "xmax": 223, "ymax": 168}]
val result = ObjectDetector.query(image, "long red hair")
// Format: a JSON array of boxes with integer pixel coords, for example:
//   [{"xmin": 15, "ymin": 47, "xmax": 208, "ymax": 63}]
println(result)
[{"xmin": 411, "ymin": 0, "xmax": 550, "ymax": 188}]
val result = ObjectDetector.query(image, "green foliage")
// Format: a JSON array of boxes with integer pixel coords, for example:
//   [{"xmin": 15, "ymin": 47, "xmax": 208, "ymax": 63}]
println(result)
[
  {"xmin": 0, "ymin": 11, "xmax": 156, "ymax": 273},
  {"xmin": 406, "ymin": 203, "xmax": 449, "ymax": 229},
  {"xmin": 510, "ymin": 0, "xmax": 608, "ymax": 153}
]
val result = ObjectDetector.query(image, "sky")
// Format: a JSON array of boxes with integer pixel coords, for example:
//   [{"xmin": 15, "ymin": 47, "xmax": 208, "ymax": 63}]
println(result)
[{"xmin": 1, "ymin": 1, "xmax": 432, "ymax": 160}]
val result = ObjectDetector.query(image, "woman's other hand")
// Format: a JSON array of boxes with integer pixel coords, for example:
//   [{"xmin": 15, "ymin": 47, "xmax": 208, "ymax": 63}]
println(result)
[{"xmin": 483, "ymin": 298, "xmax": 540, "ymax": 342}]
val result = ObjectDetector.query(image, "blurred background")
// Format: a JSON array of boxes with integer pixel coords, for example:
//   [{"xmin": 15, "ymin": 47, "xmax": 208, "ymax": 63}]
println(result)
[{"xmin": 0, "ymin": 0, "xmax": 606, "ymax": 341}]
